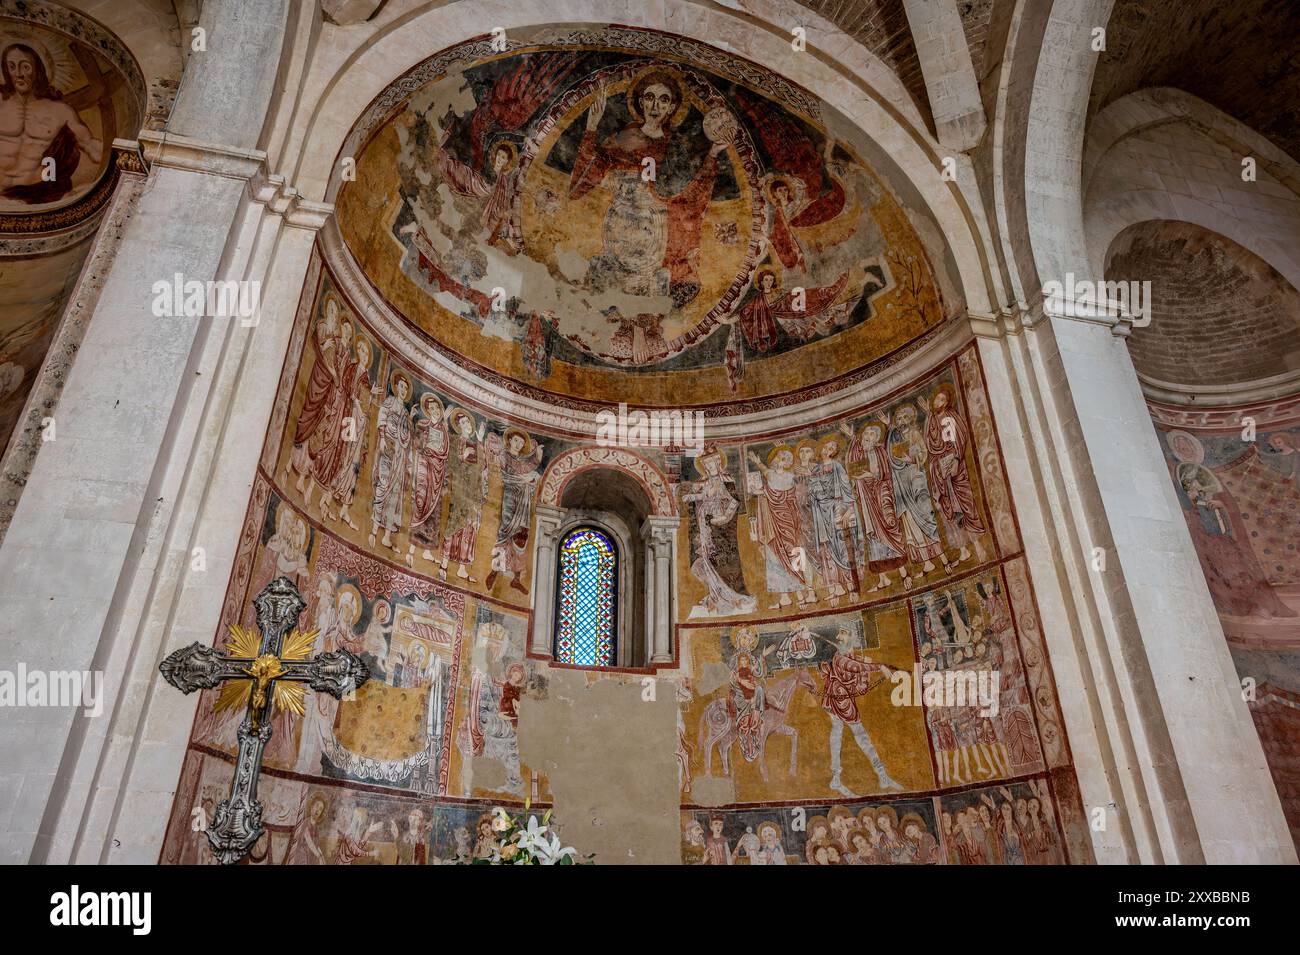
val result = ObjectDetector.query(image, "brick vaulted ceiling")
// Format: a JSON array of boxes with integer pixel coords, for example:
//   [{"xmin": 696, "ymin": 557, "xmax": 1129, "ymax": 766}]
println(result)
[
  {"xmin": 1090, "ymin": 0, "xmax": 1300, "ymax": 161},
  {"xmin": 1108, "ymin": 220, "xmax": 1300, "ymax": 388}
]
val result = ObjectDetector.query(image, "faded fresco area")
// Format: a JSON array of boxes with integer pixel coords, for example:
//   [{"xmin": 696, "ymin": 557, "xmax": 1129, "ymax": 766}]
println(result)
[
  {"xmin": 336, "ymin": 26, "xmax": 946, "ymax": 408},
  {"xmin": 1152, "ymin": 397, "xmax": 1300, "ymax": 848},
  {"xmin": 159, "ymin": 261, "xmax": 1090, "ymax": 864}
]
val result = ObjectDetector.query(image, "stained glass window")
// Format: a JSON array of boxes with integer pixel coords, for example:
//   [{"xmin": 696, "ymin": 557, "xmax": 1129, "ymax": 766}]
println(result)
[{"xmin": 554, "ymin": 527, "xmax": 617, "ymax": 667}]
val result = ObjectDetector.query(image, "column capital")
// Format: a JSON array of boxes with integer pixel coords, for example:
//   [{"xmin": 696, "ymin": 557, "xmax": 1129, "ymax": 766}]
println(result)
[{"xmin": 640, "ymin": 514, "xmax": 679, "ymax": 549}]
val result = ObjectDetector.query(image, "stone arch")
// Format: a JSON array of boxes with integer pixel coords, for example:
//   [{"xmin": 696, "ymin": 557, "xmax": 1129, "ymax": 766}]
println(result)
[
  {"xmin": 1083, "ymin": 89, "xmax": 1300, "ymax": 294},
  {"xmin": 280, "ymin": 0, "xmax": 996, "ymax": 317},
  {"xmin": 539, "ymin": 447, "xmax": 676, "ymax": 518}
]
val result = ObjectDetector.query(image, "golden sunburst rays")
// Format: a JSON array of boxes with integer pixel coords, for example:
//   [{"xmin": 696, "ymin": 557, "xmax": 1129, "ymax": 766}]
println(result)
[
  {"xmin": 281, "ymin": 628, "xmax": 319, "ymax": 662},
  {"xmin": 213, "ymin": 626, "xmax": 321, "ymax": 721},
  {"xmin": 225, "ymin": 624, "xmax": 261, "ymax": 659}
]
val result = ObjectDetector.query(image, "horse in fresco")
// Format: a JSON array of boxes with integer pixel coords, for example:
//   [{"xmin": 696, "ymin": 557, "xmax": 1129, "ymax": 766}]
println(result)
[{"xmin": 697, "ymin": 666, "xmax": 817, "ymax": 782}]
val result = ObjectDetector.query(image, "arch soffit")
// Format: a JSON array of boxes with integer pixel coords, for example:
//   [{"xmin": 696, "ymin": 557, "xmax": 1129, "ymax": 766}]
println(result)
[{"xmin": 539, "ymin": 448, "xmax": 677, "ymax": 518}]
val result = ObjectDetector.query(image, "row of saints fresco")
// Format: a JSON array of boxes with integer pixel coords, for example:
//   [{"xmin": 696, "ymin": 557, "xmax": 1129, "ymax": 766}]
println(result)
[
  {"xmin": 277, "ymin": 275, "xmax": 997, "ymax": 620},
  {"xmin": 160, "ymin": 29, "xmax": 1086, "ymax": 864},
  {"xmin": 159, "ymin": 258, "xmax": 1085, "ymax": 863}
]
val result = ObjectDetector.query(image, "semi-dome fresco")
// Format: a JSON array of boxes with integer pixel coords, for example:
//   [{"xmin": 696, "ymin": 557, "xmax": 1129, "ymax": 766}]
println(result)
[{"xmin": 336, "ymin": 26, "xmax": 947, "ymax": 409}]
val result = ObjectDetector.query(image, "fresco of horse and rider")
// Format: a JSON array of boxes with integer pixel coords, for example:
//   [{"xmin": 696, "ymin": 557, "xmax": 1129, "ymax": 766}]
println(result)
[{"xmin": 158, "ymin": 253, "xmax": 1086, "ymax": 862}]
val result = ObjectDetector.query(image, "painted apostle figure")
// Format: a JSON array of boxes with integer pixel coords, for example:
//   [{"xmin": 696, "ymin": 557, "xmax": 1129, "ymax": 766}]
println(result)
[
  {"xmin": 369, "ymin": 370, "xmax": 414, "ymax": 552},
  {"xmin": 679, "ymin": 446, "xmax": 756, "ymax": 617},
  {"xmin": 407, "ymin": 391, "xmax": 450, "ymax": 566},
  {"xmin": 486, "ymin": 429, "xmax": 543, "ymax": 594},
  {"xmin": 440, "ymin": 409, "xmax": 488, "ymax": 583}
]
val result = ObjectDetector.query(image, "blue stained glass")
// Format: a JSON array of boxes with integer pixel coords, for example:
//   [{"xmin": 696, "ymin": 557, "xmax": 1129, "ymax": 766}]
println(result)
[{"xmin": 554, "ymin": 528, "xmax": 617, "ymax": 667}]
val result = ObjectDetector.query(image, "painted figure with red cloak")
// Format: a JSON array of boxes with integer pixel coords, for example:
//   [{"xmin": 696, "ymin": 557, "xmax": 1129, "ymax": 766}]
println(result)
[
  {"xmin": 290, "ymin": 299, "xmax": 358, "ymax": 512},
  {"xmin": 407, "ymin": 391, "xmax": 449, "ymax": 566},
  {"xmin": 921, "ymin": 384, "xmax": 987, "ymax": 563},
  {"xmin": 569, "ymin": 69, "xmax": 733, "ymax": 309},
  {"xmin": 843, "ymin": 419, "xmax": 907, "ymax": 591},
  {"xmin": 746, "ymin": 446, "xmax": 816, "ymax": 609}
]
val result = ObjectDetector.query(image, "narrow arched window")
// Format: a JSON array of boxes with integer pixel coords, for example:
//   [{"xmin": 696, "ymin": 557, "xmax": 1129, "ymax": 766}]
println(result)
[{"xmin": 554, "ymin": 527, "xmax": 618, "ymax": 667}]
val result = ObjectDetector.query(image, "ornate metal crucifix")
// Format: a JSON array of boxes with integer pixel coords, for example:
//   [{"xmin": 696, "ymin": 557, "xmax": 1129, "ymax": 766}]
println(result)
[{"xmin": 159, "ymin": 576, "xmax": 369, "ymax": 864}]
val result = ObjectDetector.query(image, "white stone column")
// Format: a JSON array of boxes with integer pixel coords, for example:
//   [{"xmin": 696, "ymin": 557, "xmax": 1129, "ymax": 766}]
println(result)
[
  {"xmin": 642, "ymin": 517, "xmax": 679, "ymax": 665},
  {"xmin": 529, "ymin": 505, "xmax": 566, "ymax": 658},
  {"xmin": 0, "ymin": 0, "xmax": 293, "ymax": 864},
  {"xmin": 979, "ymin": 296, "xmax": 1296, "ymax": 863}
]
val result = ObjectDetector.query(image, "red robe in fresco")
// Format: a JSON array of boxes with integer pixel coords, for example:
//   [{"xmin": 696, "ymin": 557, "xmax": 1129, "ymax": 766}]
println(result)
[
  {"xmin": 924, "ymin": 404, "xmax": 987, "ymax": 536},
  {"xmin": 846, "ymin": 437, "xmax": 907, "ymax": 573},
  {"xmin": 409, "ymin": 412, "xmax": 449, "ymax": 548},
  {"xmin": 294, "ymin": 330, "xmax": 356, "ymax": 488},
  {"xmin": 736, "ymin": 272, "xmax": 850, "ymax": 352},
  {"xmin": 819, "ymin": 651, "xmax": 888, "ymax": 724},
  {"xmin": 753, "ymin": 472, "xmax": 809, "ymax": 591},
  {"xmin": 569, "ymin": 124, "xmax": 717, "ymax": 294}
]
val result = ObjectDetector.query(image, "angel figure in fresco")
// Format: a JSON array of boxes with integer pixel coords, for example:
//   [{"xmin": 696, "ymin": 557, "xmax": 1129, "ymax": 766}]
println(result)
[
  {"xmin": 486, "ymin": 429, "xmax": 544, "ymax": 595},
  {"xmin": 440, "ymin": 408, "xmax": 489, "ymax": 583},
  {"xmin": 289, "ymin": 299, "xmax": 362, "ymax": 514},
  {"xmin": 407, "ymin": 391, "xmax": 449, "ymax": 567},
  {"xmin": 887, "ymin": 402, "xmax": 952, "ymax": 576},
  {"xmin": 0, "ymin": 42, "xmax": 103, "ymax": 204},
  {"xmin": 818, "ymin": 626, "xmax": 903, "ymax": 797},
  {"xmin": 746, "ymin": 446, "xmax": 816, "ymax": 609},
  {"xmin": 433, "ymin": 132, "xmax": 524, "ymax": 254},
  {"xmin": 369, "ymin": 369, "xmax": 414, "ymax": 553},
  {"xmin": 679, "ymin": 446, "xmax": 756, "ymax": 617},
  {"xmin": 734, "ymin": 84, "xmax": 853, "ymax": 262},
  {"xmin": 726, "ymin": 269, "xmax": 851, "ymax": 354},
  {"xmin": 920, "ymin": 384, "xmax": 987, "ymax": 564},
  {"xmin": 761, "ymin": 174, "xmax": 809, "ymax": 272},
  {"xmin": 569, "ymin": 70, "xmax": 735, "ymax": 308},
  {"xmin": 322, "ymin": 335, "xmax": 379, "ymax": 531},
  {"xmin": 843, "ymin": 419, "xmax": 908, "ymax": 591}
]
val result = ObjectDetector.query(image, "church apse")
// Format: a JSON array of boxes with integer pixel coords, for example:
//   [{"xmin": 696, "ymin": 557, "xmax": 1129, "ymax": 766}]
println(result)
[{"xmin": 160, "ymin": 25, "xmax": 1090, "ymax": 865}]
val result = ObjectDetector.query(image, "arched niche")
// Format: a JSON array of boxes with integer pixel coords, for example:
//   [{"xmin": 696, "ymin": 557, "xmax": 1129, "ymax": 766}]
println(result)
[{"xmin": 530, "ymin": 462, "xmax": 679, "ymax": 668}]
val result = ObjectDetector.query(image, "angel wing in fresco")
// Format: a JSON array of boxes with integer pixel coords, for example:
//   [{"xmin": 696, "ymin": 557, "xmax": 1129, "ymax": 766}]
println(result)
[
  {"xmin": 734, "ymin": 86, "xmax": 846, "ymax": 229},
  {"xmin": 468, "ymin": 53, "xmax": 578, "ymax": 169}
]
